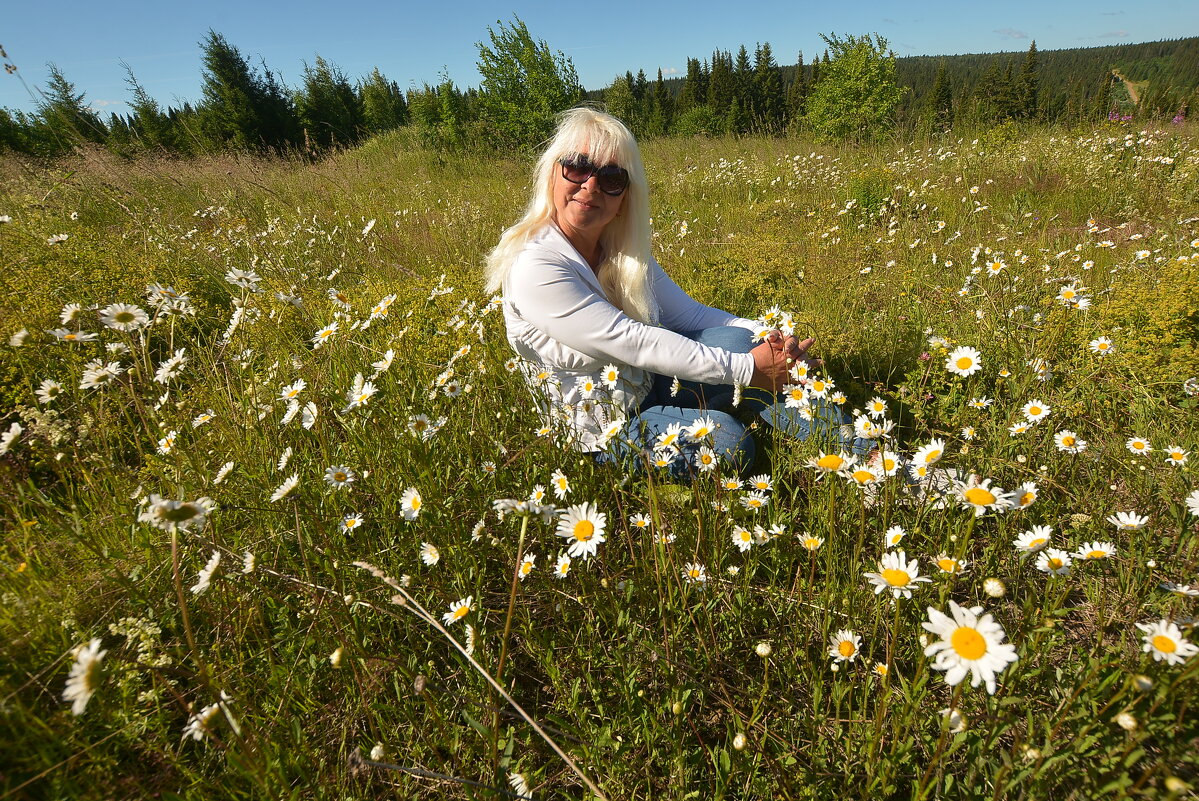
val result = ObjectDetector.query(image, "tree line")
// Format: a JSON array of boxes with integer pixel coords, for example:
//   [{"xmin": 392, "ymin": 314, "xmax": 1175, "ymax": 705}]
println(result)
[{"xmin": 0, "ymin": 23, "xmax": 1196, "ymax": 159}]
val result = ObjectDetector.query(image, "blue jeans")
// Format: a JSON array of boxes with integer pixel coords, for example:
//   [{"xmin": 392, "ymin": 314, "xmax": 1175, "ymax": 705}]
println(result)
[{"xmin": 598, "ymin": 327, "xmax": 871, "ymax": 477}]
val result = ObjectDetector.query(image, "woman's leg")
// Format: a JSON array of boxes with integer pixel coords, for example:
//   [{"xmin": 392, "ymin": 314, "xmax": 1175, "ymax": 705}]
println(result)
[{"xmin": 598, "ymin": 405, "xmax": 756, "ymax": 478}]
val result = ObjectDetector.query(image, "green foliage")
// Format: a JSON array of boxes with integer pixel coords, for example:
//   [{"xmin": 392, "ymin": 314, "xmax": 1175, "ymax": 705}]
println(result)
[
  {"xmin": 806, "ymin": 33, "xmax": 906, "ymax": 143},
  {"xmin": 474, "ymin": 16, "xmax": 582, "ymax": 151},
  {"xmin": 197, "ymin": 30, "xmax": 299, "ymax": 153}
]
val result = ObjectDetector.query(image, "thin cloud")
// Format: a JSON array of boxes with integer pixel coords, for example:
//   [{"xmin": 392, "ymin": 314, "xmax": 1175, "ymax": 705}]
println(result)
[
  {"xmin": 1099, "ymin": 10, "xmax": 1125, "ymax": 15},
  {"xmin": 994, "ymin": 28, "xmax": 1029, "ymax": 40},
  {"xmin": 661, "ymin": 67, "xmax": 679, "ymax": 75},
  {"xmin": 89, "ymin": 99, "xmax": 121, "ymax": 108}
]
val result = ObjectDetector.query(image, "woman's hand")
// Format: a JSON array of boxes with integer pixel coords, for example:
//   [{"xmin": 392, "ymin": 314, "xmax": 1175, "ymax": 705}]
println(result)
[{"xmin": 752, "ymin": 333, "xmax": 821, "ymax": 391}]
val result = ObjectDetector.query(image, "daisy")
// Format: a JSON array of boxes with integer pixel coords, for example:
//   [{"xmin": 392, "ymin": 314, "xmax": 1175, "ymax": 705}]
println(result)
[
  {"xmin": 550, "ymin": 469, "xmax": 571, "ymax": 499},
  {"xmin": 79, "ymin": 361, "xmax": 124, "ymax": 390},
  {"xmin": 280, "ymin": 379, "xmax": 307, "ymax": 401},
  {"xmin": 1013, "ymin": 525, "xmax": 1052, "ymax": 553},
  {"xmin": 345, "ymin": 374, "xmax": 378, "ymax": 409},
  {"xmin": 1089, "ymin": 337, "xmax": 1115, "ymax": 356},
  {"xmin": 1107, "ymin": 511, "xmax": 1148, "ymax": 531},
  {"xmin": 866, "ymin": 397, "xmax": 888, "ymax": 418},
  {"xmin": 829, "ymin": 630, "xmax": 862, "ymax": 663},
  {"xmin": 554, "ymin": 554, "xmax": 572, "ymax": 579},
  {"xmin": 722, "ymin": 477, "xmax": 744, "ymax": 491},
  {"xmin": 518, "ymin": 553, "xmax": 536, "ymax": 580},
  {"xmin": 748, "ymin": 474, "xmax": 773, "ymax": 492},
  {"xmin": 1186, "ymin": 489, "xmax": 1199, "ymax": 517},
  {"xmin": 799, "ymin": 533, "xmax": 824, "ymax": 551},
  {"xmin": 1021, "ymin": 400, "xmax": 1051, "ymax": 423},
  {"xmin": 213, "ymin": 462, "xmax": 235, "ymax": 485},
  {"xmin": 1164, "ymin": 446, "xmax": 1189, "ymax": 466},
  {"xmin": 156, "ymin": 430, "xmax": 177, "ymax": 455},
  {"xmin": 192, "ymin": 410, "xmax": 216, "ymax": 428},
  {"xmin": 694, "ymin": 446, "xmax": 719, "ymax": 472},
  {"xmin": 60, "ymin": 303, "xmax": 84, "ymax": 324},
  {"xmin": 99, "ymin": 303, "xmax": 149, "ymax": 332},
  {"xmin": 967, "ymin": 397, "xmax": 993, "ymax": 409},
  {"xmin": 629, "ymin": 513, "xmax": 651, "ymax": 530},
  {"xmin": 269, "ymin": 474, "xmax": 299, "ymax": 502},
  {"xmin": 556, "ymin": 502, "xmax": 607, "ymax": 560},
  {"xmin": 782, "ymin": 384, "xmax": 808, "ymax": 408},
  {"xmin": 732, "ymin": 525, "xmax": 755, "ymax": 552},
  {"xmin": 225, "ymin": 267, "xmax": 262, "ymax": 290},
  {"xmin": 945, "ymin": 346, "xmax": 983, "ymax": 377},
  {"xmin": 442, "ymin": 596, "xmax": 473, "ymax": 626},
  {"xmin": 956, "ymin": 477, "xmax": 1014, "ymax": 517},
  {"xmin": 340, "ymin": 513, "xmax": 364, "ymax": 534},
  {"xmin": 9, "ymin": 328, "xmax": 29, "ymax": 346},
  {"xmin": 371, "ymin": 349, "xmax": 395, "ymax": 375},
  {"xmin": 311, "ymin": 322, "xmax": 338, "ymax": 349},
  {"xmin": 1013, "ymin": 482, "xmax": 1038, "ymax": 510},
  {"xmin": 301, "ymin": 402, "xmax": 318, "ymax": 430},
  {"xmin": 935, "ymin": 554, "xmax": 968, "ymax": 574},
  {"xmin": 400, "ymin": 488, "xmax": 422, "ymax": 520},
  {"xmin": 809, "ymin": 450, "xmax": 855, "ymax": 475},
  {"xmin": 1136, "ymin": 619, "xmax": 1198, "ymax": 666},
  {"xmin": 1125, "ymin": 438, "xmax": 1152, "ymax": 456},
  {"xmin": 1076, "ymin": 541, "xmax": 1116, "ymax": 560},
  {"xmin": 841, "ymin": 464, "xmax": 883, "ymax": 489},
  {"xmin": 854, "ymin": 415, "xmax": 892, "ymax": 440},
  {"xmin": 1008, "ymin": 421, "xmax": 1030, "ymax": 437},
  {"xmin": 682, "ymin": 562, "xmax": 708, "ymax": 584},
  {"xmin": 323, "ymin": 466, "xmax": 356, "ymax": 489},
  {"xmin": 63, "ymin": 638, "xmax": 107, "ymax": 715},
  {"xmin": 912, "ymin": 439, "xmax": 946, "ymax": 466},
  {"xmin": 807, "ymin": 376, "xmax": 835, "ymax": 398},
  {"xmin": 884, "ymin": 526, "xmax": 906, "ymax": 547},
  {"xmin": 687, "ymin": 416, "xmax": 718, "ymax": 442},
  {"xmin": 0, "ymin": 422, "xmax": 21, "ymax": 456},
  {"xmin": 922, "ymin": 600, "xmax": 1018, "ymax": 694},
  {"xmin": 1054, "ymin": 430, "xmax": 1087, "ymax": 453},
  {"xmin": 655, "ymin": 423, "xmax": 685, "ymax": 452},
  {"xmin": 740, "ymin": 491, "xmax": 769, "ymax": 513},
  {"xmin": 864, "ymin": 550, "xmax": 931, "ymax": 599},
  {"xmin": 601, "ymin": 364, "xmax": 621, "ymax": 389},
  {"xmin": 1035, "ymin": 548, "xmax": 1072, "ymax": 576},
  {"xmin": 1161, "ymin": 582, "xmax": 1199, "ymax": 597},
  {"xmin": 420, "ymin": 543, "xmax": 440, "ymax": 566},
  {"xmin": 50, "ymin": 329, "xmax": 98, "ymax": 343},
  {"xmin": 190, "ymin": 551, "xmax": 221, "ymax": 594}
]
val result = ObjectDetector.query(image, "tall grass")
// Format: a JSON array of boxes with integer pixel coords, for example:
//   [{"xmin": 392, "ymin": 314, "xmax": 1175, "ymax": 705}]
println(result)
[{"xmin": 1, "ymin": 121, "xmax": 1197, "ymax": 799}]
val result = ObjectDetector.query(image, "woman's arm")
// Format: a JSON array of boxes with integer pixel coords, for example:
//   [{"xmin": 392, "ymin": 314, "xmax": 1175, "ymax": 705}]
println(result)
[{"xmin": 506, "ymin": 254, "xmax": 756, "ymax": 387}]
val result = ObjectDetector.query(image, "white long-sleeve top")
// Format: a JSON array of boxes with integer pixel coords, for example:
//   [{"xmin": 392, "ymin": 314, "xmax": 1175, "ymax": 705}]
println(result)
[{"xmin": 501, "ymin": 223, "xmax": 759, "ymax": 450}]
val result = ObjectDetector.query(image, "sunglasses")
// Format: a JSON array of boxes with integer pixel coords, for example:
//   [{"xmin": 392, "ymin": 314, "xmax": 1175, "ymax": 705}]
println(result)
[{"xmin": 559, "ymin": 156, "xmax": 630, "ymax": 196}]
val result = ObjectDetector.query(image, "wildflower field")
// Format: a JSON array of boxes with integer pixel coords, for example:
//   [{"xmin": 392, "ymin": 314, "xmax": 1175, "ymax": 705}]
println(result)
[{"xmin": 1, "ymin": 123, "xmax": 1198, "ymax": 799}]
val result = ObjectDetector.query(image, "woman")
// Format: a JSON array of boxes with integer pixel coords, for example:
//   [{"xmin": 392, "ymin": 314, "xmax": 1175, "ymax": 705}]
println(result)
[{"xmin": 486, "ymin": 107, "xmax": 856, "ymax": 475}]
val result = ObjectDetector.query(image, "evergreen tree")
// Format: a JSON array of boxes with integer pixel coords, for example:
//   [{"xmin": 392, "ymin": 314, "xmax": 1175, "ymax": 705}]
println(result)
[
  {"xmin": 754, "ymin": 42, "xmax": 784, "ymax": 133},
  {"xmin": 36, "ymin": 64, "xmax": 106, "ymax": 153},
  {"xmin": 707, "ymin": 50, "xmax": 734, "ymax": 118},
  {"xmin": 786, "ymin": 51, "xmax": 807, "ymax": 126},
  {"xmin": 734, "ymin": 45, "xmax": 755, "ymax": 128},
  {"xmin": 677, "ymin": 58, "xmax": 707, "ymax": 114},
  {"xmin": 928, "ymin": 59, "xmax": 953, "ymax": 132},
  {"xmin": 647, "ymin": 68, "xmax": 674, "ymax": 136},
  {"xmin": 475, "ymin": 16, "xmax": 582, "ymax": 150},
  {"xmin": 1017, "ymin": 41, "xmax": 1040, "ymax": 119},
  {"xmin": 359, "ymin": 68, "xmax": 409, "ymax": 135},
  {"xmin": 123, "ymin": 64, "xmax": 173, "ymax": 151},
  {"xmin": 197, "ymin": 30, "xmax": 298, "ymax": 152},
  {"xmin": 296, "ymin": 55, "xmax": 364, "ymax": 151},
  {"xmin": 806, "ymin": 33, "xmax": 906, "ymax": 142},
  {"xmin": 604, "ymin": 74, "xmax": 639, "ymax": 134}
]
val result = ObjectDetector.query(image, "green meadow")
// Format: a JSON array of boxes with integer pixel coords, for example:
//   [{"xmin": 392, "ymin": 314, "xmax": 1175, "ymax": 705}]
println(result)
[{"xmin": 1, "ymin": 122, "xmax": 1198, "ymax": 799}]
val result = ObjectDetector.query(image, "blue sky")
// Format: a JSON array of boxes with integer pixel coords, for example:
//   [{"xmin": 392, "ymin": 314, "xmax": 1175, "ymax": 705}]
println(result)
[{"xmin": 1, "ymin": 0, "xmax": 1195, "ymax": 116}]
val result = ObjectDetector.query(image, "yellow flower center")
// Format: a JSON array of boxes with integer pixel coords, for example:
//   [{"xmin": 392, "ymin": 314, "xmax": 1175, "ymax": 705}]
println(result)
[
  {"xmin": 1048, "ymin": 558, "xmax": 1063, "ymax": 570},
  {"xmin": 333, "ymin": 472, "xmax": 346, "ymax": 482},
  {"xmin": 739, "ymin": 530, "xmax": 752, "ymax": 542},
  {"xmin": 817, "ymin": 454, "xmax": 844, "ymax": 471},
  {"xmin": 852, "ymin": 469, "xmax": 875, "ymax": 484},
  {"xmin": 812, "ymin": 381, "xmax": 825, "ymax": 392},
  {"xmin": 838, "ymin": 640, "xmax": 856, "ymax": 658},
  {"xmin": 1061, "ymin": 436, "xmax": 1075, "ymax": 447},
  {"xmin": 1019, "ymin": 492, "xmax": 1035, "ymax": 507},
  {"xmin": 410, "ymin": 498, "xmax": 421, "ymax": 511},
  {"xmin": 453, "ymin": 605, "xmax": 469, "ymax": 620},
  {"xmin": 1028, "ymin": 406, "xmax": 1041, "ymax": 416},
  {"xmin": 925, "ymin": 450, "xmax": 942, "ymax": 464},
  {"xmin": 964, "ymin": 487, "xmax": 996, "ymax": 506},
  {"xmin": 1028, "ymin": 538, "xmax": 1047, "ymax": 549},
  {"xmin": 803, "ymin": 538, "xmax": 821, "ymax": 549},
  {"xmin": 1087, "ymin": 550, "xmax": 1107, "ymax": 559},
  {"xmin": 700, "ymin": 453, "xmax": 713, "ymax": 465},
  {"xmin": 881, "ymin": 568, "xmax": 911, "ymax": 587},
  {"xmin": 573, "ymin": 520, "xmax": 595, "ymax": 542},
  {"xmin": 520, "ymin": 561, "xmax": 532, "ymax": 575},
  {"xmin": 955, "ymin": 357, "xmax": 973, "ymax": 370},
  {"xmin": 951, "ymin": 627, "xmax": 987, "ymax": 660},
  {"xmin": 1152, "ymin": 635, "xmax": 1177, "ymax": 653},
  {"xmin": 937, "ymin": 558, "xmax": 959, "ymax": 573}
]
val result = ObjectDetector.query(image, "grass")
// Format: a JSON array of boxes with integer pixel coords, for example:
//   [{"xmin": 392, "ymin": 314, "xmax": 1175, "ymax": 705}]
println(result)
[{"xmin": 1, "ymin": 120, "xmax": 1198, "ymax": 800}]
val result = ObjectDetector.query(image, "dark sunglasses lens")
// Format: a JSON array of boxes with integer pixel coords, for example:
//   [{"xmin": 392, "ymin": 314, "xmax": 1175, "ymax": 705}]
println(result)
[
  {"xmin": 561, "ymin": 159, "xmax": 592, "ymax": 183},
  {"xmin": 596, "ymin": 167, "xmax": 629, "ymax": 195}
]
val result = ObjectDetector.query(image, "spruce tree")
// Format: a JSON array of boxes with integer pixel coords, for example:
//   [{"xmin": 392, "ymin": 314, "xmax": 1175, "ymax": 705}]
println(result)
[
  {"xmin": 296, "ymin": 55, "xmax": 364, "ymax": 151},
  {"xmin": 754, "ymin": 43, "xmax": 784, "ymax": 133},
  {"xmin": 359, "ymin": 68, "xmax": 409, "ymax": 134},
  {"xmin": 1017, "ymin": 41, "xmax": 1040, "ymax": 120},
  {"xmin": 786, "ymin": 51, "xmax": 807, "ymax": 126},
  {"xmin": 37, "ymin": 64, "xmax": 106, "ymax": 153}
]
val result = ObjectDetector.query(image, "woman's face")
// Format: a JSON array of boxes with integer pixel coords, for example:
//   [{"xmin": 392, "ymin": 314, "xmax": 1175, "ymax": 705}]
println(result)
[{"xmin": 551, "ymin": 151, "xmax": 626, "ymax": 245}]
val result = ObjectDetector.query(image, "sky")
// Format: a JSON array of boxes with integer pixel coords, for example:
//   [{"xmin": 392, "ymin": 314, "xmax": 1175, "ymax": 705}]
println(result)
[{"xmin": 1, "ymin": 0, "xmax": 1195, "ymax": 117}]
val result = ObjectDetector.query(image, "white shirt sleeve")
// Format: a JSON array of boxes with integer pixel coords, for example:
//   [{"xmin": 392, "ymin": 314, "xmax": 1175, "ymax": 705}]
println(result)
[{"xmin": 505, "ymin": 245, "xmax": 755, "ymax": 387}]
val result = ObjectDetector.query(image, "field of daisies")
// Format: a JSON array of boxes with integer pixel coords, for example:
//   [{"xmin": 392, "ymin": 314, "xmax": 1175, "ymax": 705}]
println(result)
[{"xmin": 1, "ymin": 122, "xmax": 1198, "ymax": 799}]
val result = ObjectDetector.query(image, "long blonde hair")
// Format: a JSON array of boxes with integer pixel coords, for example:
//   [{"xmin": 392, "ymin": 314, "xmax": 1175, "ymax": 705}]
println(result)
[{"xmin": 484, "ymin": 107, "xmax": 657, "ymax": 324}]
